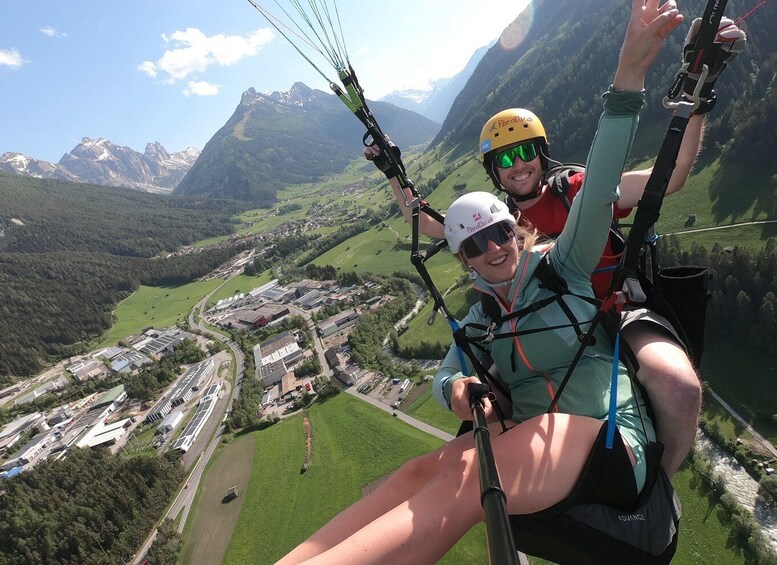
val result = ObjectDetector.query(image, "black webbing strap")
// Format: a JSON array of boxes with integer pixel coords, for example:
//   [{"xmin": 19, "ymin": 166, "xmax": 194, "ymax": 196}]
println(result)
[
  {"xmin": 621, "ymin": 111, "xmax": 690, "ymax": 292},
  {"xmin": 687, "ymin": 0, "xmax": 730, "ymax": 76},
  {"xmin": 622, "ymin": 0, "xmax": 729, "ymax": 300}
]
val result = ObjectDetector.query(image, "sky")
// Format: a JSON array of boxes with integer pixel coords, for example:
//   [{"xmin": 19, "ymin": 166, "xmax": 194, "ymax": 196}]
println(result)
[{"xmin": 1, "ymin": 0, "xmax": 532, "ymax": 163}]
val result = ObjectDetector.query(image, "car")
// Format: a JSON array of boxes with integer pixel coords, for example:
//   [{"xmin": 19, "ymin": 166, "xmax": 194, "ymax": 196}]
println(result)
[
  {"xmin": 305, "ymin": 383, "xmax": 312, "ymax": 391},
  {"xmin": 184, "ymin": 482, "xmax": 190, "ymax": 489}
]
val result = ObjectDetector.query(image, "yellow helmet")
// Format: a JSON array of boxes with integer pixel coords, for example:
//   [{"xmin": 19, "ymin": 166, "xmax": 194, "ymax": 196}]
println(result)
[
  {"xmin": 479, "ymin": 108, "xmax": 549, "ymax": 193},
  {"xmin": 479, "ymin": 108, "xmax": 547, "ymax": 160}
]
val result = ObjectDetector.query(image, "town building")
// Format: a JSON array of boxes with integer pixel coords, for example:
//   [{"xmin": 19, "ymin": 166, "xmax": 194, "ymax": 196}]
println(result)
[
  {"xmin": 111, "ymin": 350, "xmax": 152, "ymax": 374},
  {"xmin": 318, "ymin": 309, "xmax": 359, "ymax": 338},
  {"xmin": 172, "ymin": 394, "xmax": 218, "ymax": 453},
  {"xmin": 76, "ymin": 419, "xmax": 129, "ymax": 448},
  {"xmin": 135, "ymin": 329, "xmax": 189, "ymax": 358},
  {"xmin": 157, "ymin": 411, "xmax": 184, "ymax": 435},
  {"xmin": 218, "ymin": 304, "xmax": 291, "ymax": 331},
  {"xmin": 0, "ymin": 412, "xmax": 43, "ymax": 454},
  {"xmin": 297, "ymin": 289, "xmax": 323, "ymax": 309},
  {"xmin": 66, "ymin": 358, "xmax": 110, "ymax": 382},
  {"xmin": 145, "ymin": 359, "xmax": 215, "ymax": 423},
  {"xmin": 254, "ymin": 331, "xmax": 304, "ymax": 388},
  {"xmin": 13, "ymin": 377, "xmax": 67, "ymax": 406},
  {"xmin": 1, "ymin": 433, "xmax": 51, "ymax": 471}
]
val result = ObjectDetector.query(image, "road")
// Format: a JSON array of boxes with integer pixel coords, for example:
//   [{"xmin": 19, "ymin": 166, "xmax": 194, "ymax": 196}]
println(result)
[
  {"xmin": 283, "ymin": 303, "xmax": 333, "ymax": 378},
  {"xmin": 345, "ymin": 388, "xmax": 454, "ymax": 442},
  {"xmin": 131, "ymin": 278, "xmax": 245, "ymax": 564},
  {"xmin": 188, "ymin": 282, "xmax": 245, "ymax": 405},
  {"xmin": 708, "ymin": 388, "xmax": 777, "ymax": 459},
  {"xmin": 666, "ymin": 219, "xmax": 777, "ymax": 236}
]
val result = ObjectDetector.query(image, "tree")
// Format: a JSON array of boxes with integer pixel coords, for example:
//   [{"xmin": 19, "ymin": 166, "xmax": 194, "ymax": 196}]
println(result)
[
  {"xmin": 144, "ymin": 519, "xmax": 182, "ymax": 565},
  {"xmin": 758, "ymin": 475, "xmax": 777, "ymax": 507}
]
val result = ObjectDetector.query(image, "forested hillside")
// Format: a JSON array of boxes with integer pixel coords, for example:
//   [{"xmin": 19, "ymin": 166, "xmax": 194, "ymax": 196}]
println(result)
[
  {"xmin": 175, "ymin": 83, "xmax": 439, "ymax": 204},
  {"xmin": 0, "ymin": 173, "xmax": 238, "ymax": 255},
  {"xmin": 435, "ymin": 0, "xmax": 777, "ymax": 172},
  {"xmin": 0, "ymin": 172, "xmax": 245, "ymax": 379},
  {"xmin": 0, "ymin": 448, "xmax": 186, "ymax": 564}
]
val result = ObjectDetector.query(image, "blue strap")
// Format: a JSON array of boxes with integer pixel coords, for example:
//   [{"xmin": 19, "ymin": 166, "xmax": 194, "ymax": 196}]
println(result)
[
  {"xmin": 606, "ymin": 331, "xmax": 621, "ymax": 449},
  {"xmin": 448, "ymin": 318, "xmax": 470, "ymax": 374},
  {"xmin": 592, "ymin": 264, "xmax": 619, "ymax": 275}
]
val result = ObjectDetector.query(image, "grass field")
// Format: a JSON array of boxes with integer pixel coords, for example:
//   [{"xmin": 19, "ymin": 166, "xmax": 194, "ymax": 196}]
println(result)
[
  {"xmin": 404, "ymin": 382, "xmax": 461, "ymax": 436},
  {"xmin": 700, "ymin": 341, "xmax": 777, "ymax": 445},
  {"xmin": 190, "ymin": 389, "xmax": 754, "ymax": 564},
  {"xmin": 222, "ymin": 393, "xmax": 491, "ymax": 563},
  {"xmin": 642, "ymin": 158, "xmax": 777, "ymax": 251},
  {"xmin": 205, "ymin": 271, "xmax": 274, "ymax": 309},
  {"xmin": 398, "ymin": 284, "xmax": 474, "ymax": 353},
  {"xmin": 702, "ymin": 389, "xmax": 752, "ymax": 441},
  {"xmin": 98, "ymin": 278, "xmax": 225, "ymax": 346},
  {"xmin": 181, "ymin": 433, "xmax": 256, "ymax": 565},
  {"xmin": 312, "ymin": 213, "xmax": 464, "ymax": 282},
  {"xmin": 672, "ymin": 463, "xmax": 750, "ymax": 565}
]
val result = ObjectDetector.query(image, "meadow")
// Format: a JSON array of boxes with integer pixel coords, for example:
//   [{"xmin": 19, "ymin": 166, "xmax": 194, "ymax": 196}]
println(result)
[
  {"xmin": 180, "ymin": 391, "xmax": 751, "ymax": 564},
  {"xmin": 700, "ymin": 342, "xmax": 777, "ymax": 444},
  {"xmin": 180, "ymin": 433, "xmax": 256, "ymax": 565},
  {"xmin": 98, "ymin": 278, "xmax": 225, "ymax": 346},
  {"xmin": 205, "ymin": 271, "xmax": 274, "ymax": 309},
  {"xmin": 219, "ymin": 393, "xmax": 490, "ymax": 563}
]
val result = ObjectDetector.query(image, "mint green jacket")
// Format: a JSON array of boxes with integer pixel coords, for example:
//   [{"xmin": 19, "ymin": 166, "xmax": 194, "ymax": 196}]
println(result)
[{"xmin": 434, "ymin": 90, "xmax": 655, "ymax": 457}]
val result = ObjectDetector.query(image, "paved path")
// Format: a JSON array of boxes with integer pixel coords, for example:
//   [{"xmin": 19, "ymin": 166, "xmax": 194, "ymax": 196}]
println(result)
[
  {"xmin": 345, "ymin": 388, "xmax": 454, "ymax": 442},
  {"xmin": 708, "ymin": 388, "xmax": 777, "ymax": 458},
  {"xmin": 666, "ymin": 219, "xmax": 777, "ymax": 236}
]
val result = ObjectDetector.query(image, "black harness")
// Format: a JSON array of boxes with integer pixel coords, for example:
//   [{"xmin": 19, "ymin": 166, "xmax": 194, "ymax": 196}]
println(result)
[{"xmin": 245, "ymin": 0, "xmax": 732, "ymax": 561}]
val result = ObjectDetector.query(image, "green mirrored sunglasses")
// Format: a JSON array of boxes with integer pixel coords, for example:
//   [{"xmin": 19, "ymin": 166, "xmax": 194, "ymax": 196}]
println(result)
[{"xmin": 494, "ymin": 143, "xmax": 539, "ymax": 168}]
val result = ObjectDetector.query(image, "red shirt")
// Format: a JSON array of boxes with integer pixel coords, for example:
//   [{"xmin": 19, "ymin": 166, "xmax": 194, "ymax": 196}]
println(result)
[{"xmin": 512, "ymin": 172, "xmax": 632, "ymax": 299}]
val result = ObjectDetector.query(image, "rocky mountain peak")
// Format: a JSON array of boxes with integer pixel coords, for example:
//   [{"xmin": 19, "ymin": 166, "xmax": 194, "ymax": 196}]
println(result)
[{"xmin": 1, "ymin": 139, "xmax": 200, "ymax": 194}]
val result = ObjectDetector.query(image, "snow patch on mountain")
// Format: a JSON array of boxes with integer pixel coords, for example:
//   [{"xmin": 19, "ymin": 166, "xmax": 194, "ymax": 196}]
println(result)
[{"xmin": 0, "ymin": 139, "xmax": 200, "ymax": 193}]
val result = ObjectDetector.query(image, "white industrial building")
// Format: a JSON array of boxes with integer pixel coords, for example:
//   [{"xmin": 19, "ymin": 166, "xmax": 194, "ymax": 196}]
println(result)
[
  {"xmin": 76, "ymin": 419, "xmax": 129, "ymax": 448},
  {"xmin": 172, "ymin": 394, "xmax": 217, "ymax": 453},
  {"xmin": 157, "ymin": 411, "xmax": 184, "ymax": 435},
  {"xmin": 145, "ymin": 358, "xmax": 215, "ymax": 423},
  {"xmin": 254, "ymin": 331, "xmax": 303, "ymax": 388}
]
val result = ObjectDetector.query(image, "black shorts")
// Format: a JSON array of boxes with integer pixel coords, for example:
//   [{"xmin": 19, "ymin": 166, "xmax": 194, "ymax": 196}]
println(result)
[{"xmin": 509, "ymin": 423, "xmax": 679, "ymax": 564}]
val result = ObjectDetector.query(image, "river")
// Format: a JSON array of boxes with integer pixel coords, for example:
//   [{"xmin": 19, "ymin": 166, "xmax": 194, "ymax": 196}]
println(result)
[{"xmin": 696, "ymin": 432, "xmax": 777, "ymax": 552}]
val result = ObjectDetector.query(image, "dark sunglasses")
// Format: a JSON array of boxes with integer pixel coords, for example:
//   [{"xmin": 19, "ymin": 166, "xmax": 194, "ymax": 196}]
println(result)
[
  {"xmin": 494, "ymin": 143, "xmax": 539, "ymax": 168},
  {"xmin": 462, "ymin": 222, "xmax": 515, "ymax": 258}
]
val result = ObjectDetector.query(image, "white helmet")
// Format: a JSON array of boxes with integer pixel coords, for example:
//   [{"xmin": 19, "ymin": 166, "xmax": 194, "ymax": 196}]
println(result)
[{"xmin": 444, "ymin": 192, "xmax": 516, "ymax": 253}]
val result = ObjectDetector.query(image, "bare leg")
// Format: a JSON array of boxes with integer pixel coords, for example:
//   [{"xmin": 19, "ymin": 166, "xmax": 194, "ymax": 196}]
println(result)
[
  {"xmin": 277, "ymin": 439, "xmax": 459, "ymax": 564},
  {"xmin": 290, "ymin": 414, "xmax": 607, "ymax": 565},
  {"xmin": 622, "ymin": 323, "xmax": 701, "ymax": 476}
]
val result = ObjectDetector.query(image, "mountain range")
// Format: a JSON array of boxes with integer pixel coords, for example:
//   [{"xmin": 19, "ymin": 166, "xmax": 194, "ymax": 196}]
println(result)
[
  {"xmin": 378, "ymin": 43, "xmax": 492, "ymax": 123},
  {"xmin": 435, "ymin": 0, "xmax": 777, "ymax": 173},
  {"xmin": 173, "ymin": 82, "xmax": 439, "ymax": 204},
  {"xmin": 0, "ymin": 139, "xmax": 199, "ymax": 194},
  {"xmin": 3, "ymin": 0, "xmax": 775, "ymax": 206}
]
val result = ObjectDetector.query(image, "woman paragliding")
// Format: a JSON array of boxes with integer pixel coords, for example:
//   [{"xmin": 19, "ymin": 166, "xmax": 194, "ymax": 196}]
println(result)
[{"xmin": 277, "ymin": 1, "xmax": 685, "ymax": 563}]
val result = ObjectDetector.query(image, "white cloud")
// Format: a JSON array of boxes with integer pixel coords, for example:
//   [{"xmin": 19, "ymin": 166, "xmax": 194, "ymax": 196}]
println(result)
[
  {"xmin": 184, "ymin": 80, "xmax": 220, "ymax": 97},
  {"xmin": 137, "ymin": 61, "xmax": 157, "ymax": 78},
  {"xmin": 40, "ymin": 26, "xmax": 68, "ymax": 38},
  {"xmin": 0, "ymin": 48, "xmax": 23, "ymax": 69},
  {"xmin": 139, "ymin": 27, "xmax": 274, "ymax": 84}
]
